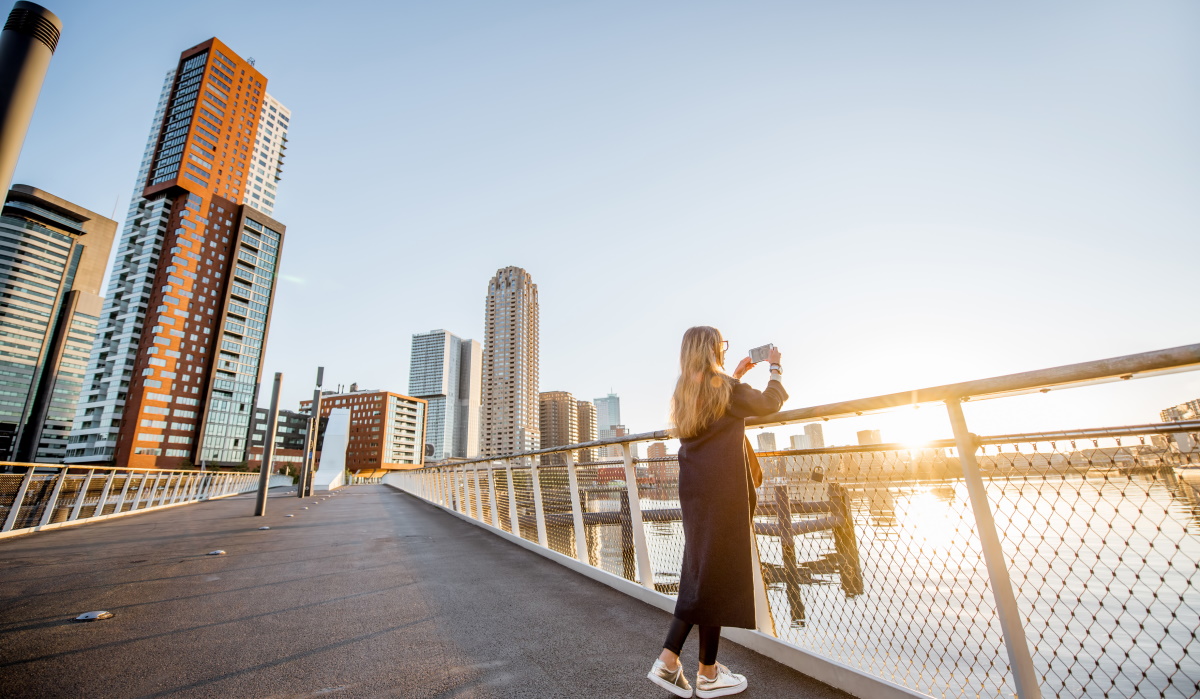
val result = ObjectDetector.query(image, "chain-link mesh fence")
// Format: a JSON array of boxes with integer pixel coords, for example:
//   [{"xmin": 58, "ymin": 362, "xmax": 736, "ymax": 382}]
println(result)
[
  {"xmin": 537, "ymin": 463, "xmax": 577, "ymax": 559},
  {"xmin": 757, "ymin": 446, "xmax": 1011, "ymax": 697},
  {"xmin": 979, "ymin": 429, "xmax": 1200, "ymax": 698},
  {"xmin": 634, "ymin": 456, "xmax": 685, "ymax": 595}
]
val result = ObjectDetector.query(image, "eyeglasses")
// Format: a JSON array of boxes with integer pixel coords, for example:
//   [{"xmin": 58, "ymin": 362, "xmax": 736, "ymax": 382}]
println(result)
[{"xmin": 720, "ymin": 340, "xmax": 729, "ymax": 352}]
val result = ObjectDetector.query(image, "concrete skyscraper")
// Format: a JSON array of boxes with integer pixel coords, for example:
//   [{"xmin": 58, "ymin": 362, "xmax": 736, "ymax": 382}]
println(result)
[
  {"xmin": 804, "ymin": 423, "xmax": 825, "ymax": 449},
  {"xmin": 538, "ymin": 390, "xmax": 577, "ymax": 464},
  {"xmin": 576, "ymin": 399, "xmax": 597, "ymax": 463},
  {"xmin": 594, "ymin": 392, "xmax": 620, "ymax": 457},
  {"xmin": 409, "ymin": 329, "xmax": 481, "ymax": 461},
  {"xmin": 67, "ymin": 38, "xmax": 290, "ymax": 468},
  {"xmin": 0, "ymin": 186, "xmax": 116, "ymax": 462},
  {"xmin": 756, "ymin": 432, "xmax": 777, "ymax": 453},
  {"xmin": 481, "ymin": 266, "xmax": 538, "ymax": 457}
]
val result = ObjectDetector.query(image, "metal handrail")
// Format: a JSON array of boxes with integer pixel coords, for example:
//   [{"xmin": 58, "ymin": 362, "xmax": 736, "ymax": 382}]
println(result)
[
  {"xmin": 415, "ymin": 342, "xmax": 1200, "ymax": 469},
  {"xmin": 0, "ymin": 461, "xmax": 252, "ymax": 475}
]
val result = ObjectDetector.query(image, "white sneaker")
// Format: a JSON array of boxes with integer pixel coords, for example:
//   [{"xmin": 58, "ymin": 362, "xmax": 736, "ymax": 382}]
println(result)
[
  {"xmin": 647, "ymin": 658, "xmax": 693, "ymax": 698},
  {"xmin": 695, "ymin": 662, "xmax": 747, "ymax": 698}
]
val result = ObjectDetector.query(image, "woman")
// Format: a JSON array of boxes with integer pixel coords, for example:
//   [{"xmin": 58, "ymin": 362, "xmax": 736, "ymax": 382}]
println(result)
[{"xmin": 647, "ymin": 326, "xmax": 786, "ymax": 698}]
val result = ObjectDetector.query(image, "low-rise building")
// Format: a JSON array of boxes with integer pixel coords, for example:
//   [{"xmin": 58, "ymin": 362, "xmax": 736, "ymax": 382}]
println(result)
[{"xmin": 301, "ymin": 388, "xmax": 426, "ymax": 473}]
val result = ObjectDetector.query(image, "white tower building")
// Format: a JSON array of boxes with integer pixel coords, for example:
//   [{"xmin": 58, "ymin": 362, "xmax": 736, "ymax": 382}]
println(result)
[
  {"xmin": 409, "ymin": 329, "xmax": 481, "ymax": 460},
  {"xmin": 481, "ymin": 266, "xmax": 539, "ymax": 457}
]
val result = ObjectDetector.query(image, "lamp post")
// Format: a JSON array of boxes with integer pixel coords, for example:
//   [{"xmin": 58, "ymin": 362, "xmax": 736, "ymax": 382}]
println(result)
[{"xmin": 0, "ymin": 2, "xmax": 61, "ymax": 196}]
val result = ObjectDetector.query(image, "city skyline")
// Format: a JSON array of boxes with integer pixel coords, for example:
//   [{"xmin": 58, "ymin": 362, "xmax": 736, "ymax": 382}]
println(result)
[{"xmin": 8, "ymin": 2, "xmax": 1198, "ymax": 453}]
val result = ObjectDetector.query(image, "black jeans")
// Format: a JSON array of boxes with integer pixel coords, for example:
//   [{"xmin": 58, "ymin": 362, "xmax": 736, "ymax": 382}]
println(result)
[{"xmin": 663, "ymin": 616, "xmax": 721, "ymax": 665}]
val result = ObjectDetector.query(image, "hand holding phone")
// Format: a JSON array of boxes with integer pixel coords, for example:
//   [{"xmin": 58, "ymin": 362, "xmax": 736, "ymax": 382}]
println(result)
[{"xmin": 749, "ymin": 343, "xmax": 775, "ymax": 364}]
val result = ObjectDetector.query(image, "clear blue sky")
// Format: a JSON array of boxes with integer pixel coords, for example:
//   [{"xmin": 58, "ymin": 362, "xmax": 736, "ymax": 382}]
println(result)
[{"xmin": 12, "ymin": 0, "xmax": 1200, "ymax": 446}]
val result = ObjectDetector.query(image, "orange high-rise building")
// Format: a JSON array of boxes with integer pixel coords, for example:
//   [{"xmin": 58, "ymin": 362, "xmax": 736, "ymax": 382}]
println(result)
[{"xmin": 67, "ymin": 38, "xmax": 290, "ymax": 469}]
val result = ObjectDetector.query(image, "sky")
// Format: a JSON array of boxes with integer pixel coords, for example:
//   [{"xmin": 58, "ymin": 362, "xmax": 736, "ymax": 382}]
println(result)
[{"xmin": 11, "ymin": 0, "xmax": 1200, "ymax": 448}]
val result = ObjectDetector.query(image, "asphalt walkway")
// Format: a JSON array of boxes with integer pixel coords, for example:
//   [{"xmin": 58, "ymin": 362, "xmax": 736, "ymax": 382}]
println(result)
[{"xmin": 0, "ymin": 485, "xmax": 849, "ymax": 698}]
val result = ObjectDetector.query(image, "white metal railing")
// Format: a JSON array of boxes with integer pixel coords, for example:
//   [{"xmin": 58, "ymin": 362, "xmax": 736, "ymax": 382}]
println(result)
[
  {"xmin": 389, "ymin": 343, "xmax": 1200, "ymax": 699},
  {"xmin": 0, "ymin": 464, "xmax": 264, "ymax": 538}
]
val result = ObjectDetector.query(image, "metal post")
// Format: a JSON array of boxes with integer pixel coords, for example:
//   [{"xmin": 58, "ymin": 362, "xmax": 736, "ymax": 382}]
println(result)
[
  {"xmin": 0, "ymin": 2, "xmax": 62, "ymax": 197},
  {"xmin": 529, "ymin": 457, "xmax": 548, "ymax": 547},
  {"xmin": 473, "ymin": 466, "xmax": 485, "ymax": 521},
  {"xmin": 621, "ymin": 442, "xmax": 655, "ymax": 590},
  {"xmin": 564, "ymin": 450, "xmax": 588, "ymax": 563},
  {"xmin": 487, "ymin": 465, "xmax": 500, "ymax": 528},
  {"xmin": 95, "ymin": 469, "xmax": 116, "ymax": 517},
  {"xmin": 130, "ymin": 473, "xmax": 149, "ymax": 510},
  {"xmin": 37, "ymin": 466, "xmax": 67, "ymax": 527},
  {"xmin": 168, "ymin": 473, "xmax": 184, "ymax": 504},
  {"xmin": 1, "ymin": 464, "xmax": 34, "ymax": 531},
  {"xmin": 114, "ymin": 471, "xmax": 133, "ymax": 513},
  {"xmin": 946, "ymin": 398, "xmax": 1042, "ymax": 699},
  {"xmin": 147, "ymin": 473, "xmax": 163, "ymax": 507},
  {"xmin": 506, "ymin": 463, "xmax": 520, "ymax": 535},
  {"xmin": 256, "ymin": 372, "xmax": 282, "ymax": 516},
  {"xmin": 68, "ymin": 468, "xmax": 93, "ymax": 521}
]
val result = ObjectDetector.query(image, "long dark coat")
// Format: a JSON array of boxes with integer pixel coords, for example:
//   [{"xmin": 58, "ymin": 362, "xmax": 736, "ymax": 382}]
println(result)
[{"xmin": 674, "ymin": 377, "xmax": 788, "ymax": 629}]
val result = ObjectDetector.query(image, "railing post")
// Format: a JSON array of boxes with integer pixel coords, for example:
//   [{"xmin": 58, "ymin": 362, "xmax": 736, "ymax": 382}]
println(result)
[
  {"xmin": 114, "ymin": 471, "xmax": 133, "ymax": 513},
  {"xmin": 506, "ymin": 462, "xmax": 520, "ymax": 535},
  {"xmin": 38, "ymin": 468, "xmax": 69, "ymax": 527},
  {"xmin": 1, "ymin": 465, "xmax": 35, "ymax": 532},
  {"xmin": 169, "ymin": 473, "xmax": 184, "ymax": 504},
  {"xmin": 473, "ymin": 466, "xmax": 485, "ymax": 521},
  {"xmin": 946, "ymin": 398, "xmax": 1042, "ymax": 699},
  {"xmin": 96, "ymin": 470, "xmax": 117, "ymax": 517},
  {"xmin": 487, "ymin": 464, "xmax": 500, "ymax": 528},
  {"xmin": 131, "ymin": 473, "xmax": 150, "ymax": 510},
  {"xmin": 564, "ymin": 450, "xmax": 588, "ymax": 562},
  {"xmin": 621, "ymin": 442, "xmax": 655, "ymax": 590},
  {"xmin": 529, "ymin": 457, "xmax": 548, "ymax": 547},
  {"xmin": 150, "ymin": 474, "xmax": 165, "ymax": 507},
  {"xmin": 68, "ymin": 469, "xmax": 95, "ymax": 521}
]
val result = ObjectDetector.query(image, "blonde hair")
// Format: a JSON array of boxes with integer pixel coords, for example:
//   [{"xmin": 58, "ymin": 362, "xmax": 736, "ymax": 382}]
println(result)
[{"xmin": 670, "ymin": 326, "xmax": 734, "ymax": 439}]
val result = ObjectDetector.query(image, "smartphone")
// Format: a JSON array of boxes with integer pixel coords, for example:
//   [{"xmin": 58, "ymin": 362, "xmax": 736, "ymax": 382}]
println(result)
[{"xmin": 749, "ymin": 343, "xmax": 774, "ymax": 364}]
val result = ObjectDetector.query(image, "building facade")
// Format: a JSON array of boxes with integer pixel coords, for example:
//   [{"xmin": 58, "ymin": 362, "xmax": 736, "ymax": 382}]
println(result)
[
  {"xmin": 576, "ymin": 399, "xmax": 597, "ymax": 463},
  {"xmin": 481, "ymin": 266, "xmax": 539, "ymax": 457},
  {"xmin": 66, "ymin": 38, "xmax": 290, "ymax": 469},
  {"xmin": 790, "ymin": 434, "xmax": 810, "ymax": 450},
  {"xmin": 594, "ymin": 392, "xmax": 620, "ymax": 457},
  {"xmin": 301, "ymin": 388, "xmax": 426, "ymax": 471},
  {"xmin": 857, "ymin": 429, "xmax": 883, "ymax": 446},
  {"xmin": 756, "ymin": 432, "xmax": 777, "ymax": 452},
  {"xmin": 408, "ymin": 329, "xmax": 481, "ymax": 461},
  {"xmin": 804, "ymin": 423, "xmax": 825, "ymax": 449},
  {"xmin": 0, "ymin": 186, "xmax": 116, "ymax": 462},
  {"xmin": 538, "ymin": 390, "xmax": 577, "ymax": 464},
  {"xmin": 1162, "ymin": 400, "xmax": 1200, "ymax": 423},
  {"xmin": 247, "ymin": 407, "xmax": 323, "ymax": 474}
]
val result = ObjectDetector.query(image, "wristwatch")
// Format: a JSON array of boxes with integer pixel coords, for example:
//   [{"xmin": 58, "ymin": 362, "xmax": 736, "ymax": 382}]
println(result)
[{"xmin": 769, "ymin": 363, "xmax": 782, "ymax": 374}]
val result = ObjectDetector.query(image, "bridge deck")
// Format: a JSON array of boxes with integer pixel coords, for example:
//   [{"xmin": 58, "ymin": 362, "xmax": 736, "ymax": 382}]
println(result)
[{"xmin": 0, "ymin": 485, "xmax": 848, "ymax": 698}]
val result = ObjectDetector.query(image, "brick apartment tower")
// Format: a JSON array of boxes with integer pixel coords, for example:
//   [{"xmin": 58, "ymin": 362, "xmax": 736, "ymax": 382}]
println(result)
[
  {"xmin": 300, "ymin": 389, "xmax": 427, "ymax": 473},
  {"xmin": 481, "ymin": 266, "xmax": 539, "ymax": 457},
  {"xmin": 66, "ymin": 38, "xmax": 291, "ymax": 468}
]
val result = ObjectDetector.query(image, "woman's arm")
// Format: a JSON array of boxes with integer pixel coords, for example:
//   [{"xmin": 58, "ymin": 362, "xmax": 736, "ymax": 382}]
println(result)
[{"xmin": 729, "ymin": 379, "xmax": 787, "ymax": 418}]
